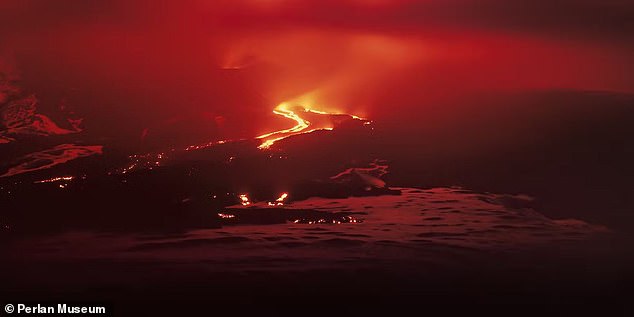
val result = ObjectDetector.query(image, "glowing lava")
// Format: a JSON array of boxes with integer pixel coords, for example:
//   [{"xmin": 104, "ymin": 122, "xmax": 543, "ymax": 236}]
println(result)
[
  {"xmin": 239, "ymin": 194, "xmax": 251, "ymax": 206},
  {"xmin": 34, "ymin": 176, "xmax": 75, "ymax": 184},
  {"xmin": 176, "ymin": 102, "xmax": 366, "ymax": 153},
  {"xmin": 256, "ymin": 102, "xmax": 365, "ymax": 149},
  {"xmin": 268, "ymin": 192, "xmax": 289, "ymax": 206},
  {"xmin": 277, "ymin": 192, "xmax": 288, "ymax": 202},
  {"xmin": 256, "ymin": 103, "xmax": 310, "ymax": 149}
]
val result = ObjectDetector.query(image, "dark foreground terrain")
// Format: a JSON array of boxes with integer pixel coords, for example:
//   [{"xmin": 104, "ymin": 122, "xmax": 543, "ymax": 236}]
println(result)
[
  {"xmin": 2, "ymin": 232, "xmax": 632, "ymax": 316},
  {"xmin": 2, "ymin": 91, "xmax": 634, "ymax": 316},
  {"xmin": 1, "ymin": 188, "xmax": 632, "ymax": 316}
]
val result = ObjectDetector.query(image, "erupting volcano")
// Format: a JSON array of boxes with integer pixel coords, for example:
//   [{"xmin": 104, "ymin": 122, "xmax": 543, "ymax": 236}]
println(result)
[{"xmin": 1, "ymin": 1, "xmax": 633, "ymax": 316}]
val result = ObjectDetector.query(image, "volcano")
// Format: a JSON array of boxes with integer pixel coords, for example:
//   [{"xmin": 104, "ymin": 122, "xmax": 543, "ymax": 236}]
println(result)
[{"xmin": 2, "ymin": 1, "xmax": 634, "ymax": 316}]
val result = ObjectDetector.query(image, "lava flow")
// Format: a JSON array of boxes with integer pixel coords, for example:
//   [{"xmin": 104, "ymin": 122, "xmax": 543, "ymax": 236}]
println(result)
[
  {"xmin": 256, "ymin": 102, "xmax": 366, "ymax": 150},
  {"xmin": 256, "ymin": 102, "xmax": 366, "ymax": 149}
]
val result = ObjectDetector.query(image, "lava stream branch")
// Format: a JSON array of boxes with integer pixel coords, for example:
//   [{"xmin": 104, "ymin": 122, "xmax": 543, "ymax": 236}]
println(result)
[
  {"xmin": 255, "ymin": 102, "xmax": 367, "ymax": 150},
  {"xmin": 256, "ymin": 107, "xmax": 310, "ymax": 149}
]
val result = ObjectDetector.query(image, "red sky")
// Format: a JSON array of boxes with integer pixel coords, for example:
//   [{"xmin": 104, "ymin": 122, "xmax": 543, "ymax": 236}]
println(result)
[{"xmin": 1, "ymin": 0, "xmax": 633, "ymax": 146}]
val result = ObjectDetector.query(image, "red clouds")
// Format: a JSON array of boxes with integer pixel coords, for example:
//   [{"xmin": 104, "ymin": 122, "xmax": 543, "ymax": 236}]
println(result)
[{"xmin": 0, "ymin": 1, "xmax": 632, "ymax": 146}]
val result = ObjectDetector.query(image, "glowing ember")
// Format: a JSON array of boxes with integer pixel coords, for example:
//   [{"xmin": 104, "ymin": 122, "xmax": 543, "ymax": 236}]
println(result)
[
  {"xmin": 184, "ymin": 140, "xmax": 230, "ymax": 151},
  {"xmin": 116, "ymin": 152, "xmax": 167, "ymax": 174},
  {"xmin": 268, "ymin": 192, "xmax": 289, "ymax": 206},
  {"xmin": 291, "ymin": 216, "xmax": 363, "ymax": 224},
  {"xmin": 277, "ymin": 192, "xmax": 288, "ymax": 202},
  {"xmin": 33, "ymin": 176, "xmax": 75, "ymax": 189},
  {"xmin": 121, "ymin": 163, "xmax": 137, "ymax": 174},
  {"xmin": 34, "ymin": 176, "xmax": 74, "ymax": 184},
  {"xmin": 217, "ymin": 213, "xmax": 236, "ymax": 219},
  {"xmin": 239, "ymin": 194, "xmax": 251, "ymax": 206}
]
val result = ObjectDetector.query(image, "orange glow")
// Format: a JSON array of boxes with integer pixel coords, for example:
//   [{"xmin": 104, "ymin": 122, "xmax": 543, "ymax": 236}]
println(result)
[
  {"xmin": 34, "ymin": 176, "xmax": 74, "ymax": 184},
  {"xmin": 239, "ymin": 194, "xmax": 251, "ymax": 206},
  {"xmin": 184, "ymin": 140, "xmax": 229, "ymax": 151},
  {"xmin": 268, "ymin": 192, "xmax": 289, "ymax": 206},
  {"xmin": 256, "ymin": 101, "xmax": 364, "ymax": 149},
  {"xmin": 291, "ymin": 216, "xmax": 362, "ymax": 224},
  {"xmin": 276, "ymin": 192, "xmax": 288, "ymax": 202},
  {"xmin": 256, "ymin": 103, "xmax": 310, "ymax": 149}
]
